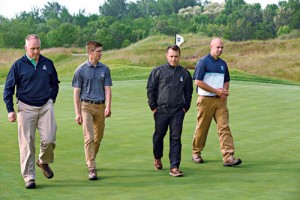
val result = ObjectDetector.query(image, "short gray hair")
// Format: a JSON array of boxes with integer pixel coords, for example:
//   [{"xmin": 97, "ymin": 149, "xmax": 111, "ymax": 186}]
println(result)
[{"xmin": 25, "ymin": 34, "xmax": 41, "ymax": 46}]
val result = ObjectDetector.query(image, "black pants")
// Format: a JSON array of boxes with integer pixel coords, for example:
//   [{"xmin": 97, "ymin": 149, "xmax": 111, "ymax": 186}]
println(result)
[{"xmin": 153, "ymin": 109, "xmax": 185, "ymax": 169}]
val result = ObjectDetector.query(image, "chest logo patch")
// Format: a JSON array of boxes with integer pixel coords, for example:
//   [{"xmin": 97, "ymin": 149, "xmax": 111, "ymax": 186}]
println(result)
[
  {"xmin": 220, "ymin": 66, "xmax": 224, "ymax": 71},
  {"xmin": 180, "ymin": 76, "xmax": 183, "ymax": 82},
  {"xmin": 43, "ymin": 65, "xmax": 47, "ymax": 70}
]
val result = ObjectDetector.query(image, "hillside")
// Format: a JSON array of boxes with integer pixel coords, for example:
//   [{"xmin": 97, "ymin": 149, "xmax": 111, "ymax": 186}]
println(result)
[{"xmin": 0, "ymin": 34, "xmax": 300, "ymax": 84}]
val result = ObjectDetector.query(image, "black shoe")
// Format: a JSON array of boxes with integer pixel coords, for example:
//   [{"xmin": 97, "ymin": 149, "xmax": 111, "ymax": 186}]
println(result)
[
  {"xmin": 36, "ymin": 161, "xmax": 54, "ymax": 179},
  {"xmin": 223, "ymin": 158, "xmax": 242, "ymax": 167},
  {"xmin": 25, "ymin": 179, "xmax": 36, "ymax": 189}
]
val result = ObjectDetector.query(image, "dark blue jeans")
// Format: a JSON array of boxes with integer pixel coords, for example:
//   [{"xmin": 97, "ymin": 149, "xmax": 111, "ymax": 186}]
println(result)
[{"xmin": 153, "ymin": 109, "xmax": 185, "ymax": 169}]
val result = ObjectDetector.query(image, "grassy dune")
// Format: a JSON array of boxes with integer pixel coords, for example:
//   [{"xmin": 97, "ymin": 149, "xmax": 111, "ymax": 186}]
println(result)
[{"xmin": 0, "ymin": 34, "xmax": 299, "ymax": 84}]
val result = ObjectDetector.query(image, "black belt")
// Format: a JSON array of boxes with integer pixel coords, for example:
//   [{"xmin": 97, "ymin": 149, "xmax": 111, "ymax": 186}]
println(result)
[
  {"xmin": 81, "ymin": 99, "xmax": 105, "ymax": 104},
  {"xmin": 201, "ymin": 95, "xmax": 220, "ymax": 98}
]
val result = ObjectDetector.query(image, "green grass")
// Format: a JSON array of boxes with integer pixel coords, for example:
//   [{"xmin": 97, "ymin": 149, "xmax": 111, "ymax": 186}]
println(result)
[{"xmin": 0, "ymin": 80, "xmax": 299, "ymax": 200}]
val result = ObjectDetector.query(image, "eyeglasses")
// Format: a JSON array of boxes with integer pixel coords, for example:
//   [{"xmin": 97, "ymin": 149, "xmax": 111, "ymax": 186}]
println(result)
[{"xmin": 91, "ymin": 49, "xmax": 102, "ymax": 53}]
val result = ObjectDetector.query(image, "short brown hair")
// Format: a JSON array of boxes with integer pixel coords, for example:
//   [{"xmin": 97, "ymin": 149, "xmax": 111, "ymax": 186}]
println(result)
[
  {"xmin": 167, "ymin": 45, "xmax": 181, "ymax": 55},
  {"xmin": 86, "ymin": 41, "xmax": 102, "ymax": 53}
]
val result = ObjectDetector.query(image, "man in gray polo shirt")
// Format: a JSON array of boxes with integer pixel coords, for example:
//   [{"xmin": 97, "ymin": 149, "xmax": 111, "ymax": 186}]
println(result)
[{"xmin": 72, "ymin": 41, "xmax": 112, "ymax": 180}]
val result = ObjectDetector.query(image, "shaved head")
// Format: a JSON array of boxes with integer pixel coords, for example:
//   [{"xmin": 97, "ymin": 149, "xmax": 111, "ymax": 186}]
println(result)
[
  {"xmin": 210, "ymin": 38, "xmax": 224, "ymax": 59},
  {"xmin": 210, "ymin": 38, "xmax": 223, "ymax": 48}
]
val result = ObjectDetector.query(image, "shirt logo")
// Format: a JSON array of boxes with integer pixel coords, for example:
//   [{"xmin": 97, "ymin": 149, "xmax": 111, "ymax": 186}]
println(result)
[
  {"xmin": 220, "ymin": 66, "xmax": 224, "ymax": 71},
  {"xmin": 180, "ymin": 76, "xmax": 183, "ymax": 82},
  {"xmin": 43, "ymin": 65, "xmax": 47, "ymax": 70}
]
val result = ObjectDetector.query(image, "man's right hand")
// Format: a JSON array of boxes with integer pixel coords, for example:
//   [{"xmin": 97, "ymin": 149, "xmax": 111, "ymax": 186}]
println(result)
[
  {"xmin": 8, "ymin": 112, "xmax": 16, "ymax": 122},
  {"xmin": 75, "ymin": 114, "xmax": 83, "ymax": 125}
]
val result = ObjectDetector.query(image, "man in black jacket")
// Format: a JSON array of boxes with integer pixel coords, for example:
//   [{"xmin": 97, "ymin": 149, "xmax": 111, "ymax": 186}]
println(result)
[
  {"xmin": 147, "ymin": 45, "xmax": 193, "ymax": 177},
  {"xmin": 3, "ymin": 34, "xmax": 59, "ymax": 189}
]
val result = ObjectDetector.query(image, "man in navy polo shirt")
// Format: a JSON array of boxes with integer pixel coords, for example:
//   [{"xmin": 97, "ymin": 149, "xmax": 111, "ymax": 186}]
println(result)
[
  {"xmin": 72, "ymin": 41, "xmax": 112, "ymax": 180},
  {"xmin": 3, "ymin": 34, "xmax": 60, "ymax": 189},
  {"xmin": 192, "ymin": 38, "xmax": 242, "ymax": 167}
]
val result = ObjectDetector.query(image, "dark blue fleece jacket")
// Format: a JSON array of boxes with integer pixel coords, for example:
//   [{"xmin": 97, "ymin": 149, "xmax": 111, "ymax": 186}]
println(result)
[{"xmin": 3, "ymin": 54, "xmax": 59, "ymax": 113}]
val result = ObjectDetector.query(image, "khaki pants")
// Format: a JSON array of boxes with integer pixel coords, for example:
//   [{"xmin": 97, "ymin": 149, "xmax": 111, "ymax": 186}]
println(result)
[
  {"xmin": 81, "ymin": 102, "xmax": 105, "ymax": 170},
  {"xmin": 192, "ymin": 96, "xmax": 235, "ymax": 163},
  {"xmin": 17, "ymin": 99, "xmax": 56, "ymax": 182}
]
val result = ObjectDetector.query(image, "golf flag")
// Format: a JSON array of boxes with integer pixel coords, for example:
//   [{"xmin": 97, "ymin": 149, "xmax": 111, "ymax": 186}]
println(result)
[{"xmin": 175, "ymin": 34, "xmax": 184, "ymax": 46}]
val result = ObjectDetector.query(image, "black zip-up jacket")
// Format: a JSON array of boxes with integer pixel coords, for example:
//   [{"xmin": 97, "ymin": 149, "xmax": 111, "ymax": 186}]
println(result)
[
  {"xmin": 3, "ymin": 54, "xmax": 60, "ymax": 113},
  {"xmin": 147, "ymin": 63, "xmax": 193, "ymax": 113}
]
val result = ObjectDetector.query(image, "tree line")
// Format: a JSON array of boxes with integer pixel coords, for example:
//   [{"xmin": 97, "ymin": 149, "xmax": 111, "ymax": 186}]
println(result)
[{"xmin": 0, "ymin": 0, "xmax": 299, "ymax": 50}]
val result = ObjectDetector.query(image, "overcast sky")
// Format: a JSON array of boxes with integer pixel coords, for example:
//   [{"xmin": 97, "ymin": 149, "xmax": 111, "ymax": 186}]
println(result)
[{"xmin": 0, "ymin": 0, "xmax": 280, "ymax": 19}]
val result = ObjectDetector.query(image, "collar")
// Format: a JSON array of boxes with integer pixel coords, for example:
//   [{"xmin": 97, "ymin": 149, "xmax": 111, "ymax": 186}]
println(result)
[
  {"xmin": 167, "ymin": 62, "xmax": 179, "ymax": 69},
  {"xmin": 26, "ymin": 53, "xmax": 37, "ymax": 67},
  {"xmin": 208, "ymin": 53, "xmax": 219, "ymax": 61},
  {"xmin": 87, "ymin": 60, "xmax": 100, "ymax": 68}
]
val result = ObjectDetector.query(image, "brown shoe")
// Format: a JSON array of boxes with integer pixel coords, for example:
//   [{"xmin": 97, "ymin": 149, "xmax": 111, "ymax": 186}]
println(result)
[
  {"xmin": 169, "ymin": 168, "xmax": 183, "ymax": 177},
  {"xmin": 223, "ymin": 157, "xmax": 242, "ymax": 167},
  {"xmin": 25, "ymin": 179, "xmax": 36, "ymax": 189},
  {"xmin": 36, "ymin": 161, "xmax": 54, "ymax": 179},
  {"xmin": 89, "ymin": 169, "xmax": 98, "ymax": 180},
  {"xmin": 192, "ymin": 154, "xmax": 204, "ymax": 164},
  {"xmin": 154, "ymin": 159, "xmax": 162, "ymax": 170}
]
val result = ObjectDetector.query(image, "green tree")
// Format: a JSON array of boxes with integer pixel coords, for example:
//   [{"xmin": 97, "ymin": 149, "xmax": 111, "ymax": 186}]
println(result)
[
  {"xmin": 189, "ymin": 15, "xmax": 210, "ymax": 33},
  {"xmin": 99, "ymin": 0, "xmax": 127, "ymax": 19},
  {"xmin": 277, "ymin": 25, "xmax": 291, "ymax": 36},
  {"xmin": 151, "ymin": 15, "xmax": 179, "ymax": 35},
  {"xmin": 205, "ymin": 24, "xmax": 225, "ymax": 37},
  {"xmin": 126, "ymin": 2, "xmax": 144, "ymax": 18},
  {"xmin": 0, "ymin": 18, "xmax": 34, "ymax": 48},
  {"xmin": 41, "ymin": 1, "xmax": 69, "ymax": 21},
  {"xmin": 0, "ymin": 32, "xmax": 4, "ymax": 48},
  {"xmin": 47, "ymin": 23, "xmax": 80, "ymax": 47},
  {"xmin": 73, "ymin": 10, "xmax": 89, "ymax": 28},
  {"xmin": 95, "ymin": 29, "xmax": 115, "ymax": 49},
  {"xmin": 109, "ymin": 21, "xmax": 132, "ymax": 48},
  {"xmin": 136, "ymin": 0, "xmax": 159, "ymax": 16},
  {"xmin": 286, "ymin": 0, "xmax": 300, "ymax": 29},
  {"xmin": 16, "ymin": 7, "xmax": 45, "ymax": 24},
  {"xmin": 223, "ymin": 0, "xmax": 246, "ymax": 15},
  {"xmin": 261, "ymin": 4, "xmax": 278, "ymax": 39},
  {"xmin": 202, "ymin": 2, "xmax": 225, "ymax": 21},
  {"xmin": 131, "ymin": 17, "xmax": 152, "ymax": 40},
  {"xmin": 222, "ymin": 3, "xmax": 263, "ymax": 41}
]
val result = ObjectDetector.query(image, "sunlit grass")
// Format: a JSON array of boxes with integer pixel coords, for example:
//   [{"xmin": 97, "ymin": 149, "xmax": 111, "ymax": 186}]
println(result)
[{"xmin": 0, "ymin": 81, "xmax": 299, "ymax": 199}]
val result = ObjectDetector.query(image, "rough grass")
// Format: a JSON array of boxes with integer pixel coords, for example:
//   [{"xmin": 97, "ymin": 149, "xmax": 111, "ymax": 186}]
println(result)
[{"xmin": 0, "ymin": 34, "xmax": 300, "ymax": 84}]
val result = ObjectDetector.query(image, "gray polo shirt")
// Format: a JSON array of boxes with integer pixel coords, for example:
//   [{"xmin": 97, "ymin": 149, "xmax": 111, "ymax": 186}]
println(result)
[{"xmin": 72, "ymin": 61, "xmax": 112, "ymax": 101}]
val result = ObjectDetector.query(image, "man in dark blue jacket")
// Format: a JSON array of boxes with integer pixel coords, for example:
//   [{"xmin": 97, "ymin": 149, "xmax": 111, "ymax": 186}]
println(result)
[
  {"xmin": 147, "ymin": 45, "xmax": 193, "ymax": 177},
  {"xmin": 3, "ymin": 34, "xmax": 59, "ymax": 189}
]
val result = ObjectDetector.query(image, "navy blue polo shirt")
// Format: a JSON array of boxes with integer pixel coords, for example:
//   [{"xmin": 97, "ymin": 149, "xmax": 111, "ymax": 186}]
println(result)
[
  {"xmin": 72, "ymin": 61, "xmax": 112, "ymax": 101},
  {"xmin": 193, "ymin": 53, "xmax": 230, "ymax": 96}
]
